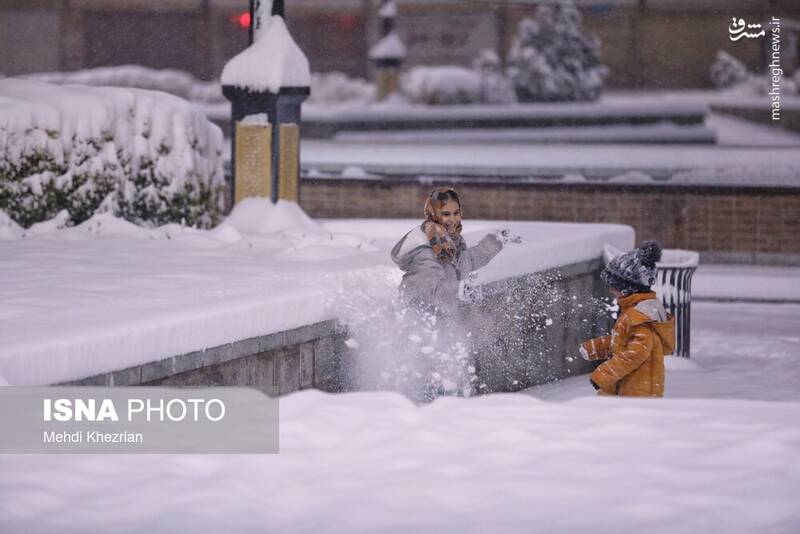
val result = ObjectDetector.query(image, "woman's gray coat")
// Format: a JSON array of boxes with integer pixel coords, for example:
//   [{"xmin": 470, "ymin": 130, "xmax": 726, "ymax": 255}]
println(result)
[{"xmin": 390, "ymin": 226, "xmax": 502, "ymax": 316}]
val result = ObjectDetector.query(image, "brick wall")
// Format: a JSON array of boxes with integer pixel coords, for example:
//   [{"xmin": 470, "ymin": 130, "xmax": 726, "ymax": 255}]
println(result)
[{"xmin": 300, "ymin": 179, "xmax": 800, "ymax": 265}]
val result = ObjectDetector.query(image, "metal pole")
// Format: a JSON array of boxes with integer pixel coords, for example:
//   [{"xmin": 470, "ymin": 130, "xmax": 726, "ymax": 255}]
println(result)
[{"xmin": 248, "ymin": 0, "xmax": 256, "ymax": 44}]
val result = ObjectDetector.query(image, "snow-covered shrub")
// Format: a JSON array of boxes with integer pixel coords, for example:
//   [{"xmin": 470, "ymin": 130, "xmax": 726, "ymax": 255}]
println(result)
[
  {"xmin": 0, "ymin": 79, "xmax": 224, "ymax": 229},
  {"xmin": 507, "ymin": 0, "xmax": 608, "ymax": 102},
  {"xmin": 26, "ymin": 65, "xmax": 225, "ymax": 105},
  {"xmin": 401, "ymin": 66, "xmax": 482, "ymax": 105},
  {"xmin": 473, "ymin": 50, "xmax": 517, "ymax": 105},
  {"xmin": 308, "ymin": 72, "xmax": 375, "ymax": 104},
  {"xmin": 710, "ymin": 50, "xmax": 749, "ymax": 88}
]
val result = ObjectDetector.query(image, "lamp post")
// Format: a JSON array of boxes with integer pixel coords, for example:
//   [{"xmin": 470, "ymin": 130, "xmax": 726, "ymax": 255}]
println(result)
[
  {"xmin": 222, "ymin": 0, "xmax": 310, "ymax": 204},
  {"xmin": 369, "ymin": 0, "xmax": 406, "ymax": 101}
]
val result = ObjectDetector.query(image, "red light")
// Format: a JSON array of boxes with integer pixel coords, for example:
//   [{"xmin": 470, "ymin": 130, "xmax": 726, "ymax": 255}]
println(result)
[
  {"xmin": 337, "ymin": 14, "xmax": 358, "ymax": 32},
  {"xmin": 230, "ymin": 11, "xmax": 251, "ymax": 29}
]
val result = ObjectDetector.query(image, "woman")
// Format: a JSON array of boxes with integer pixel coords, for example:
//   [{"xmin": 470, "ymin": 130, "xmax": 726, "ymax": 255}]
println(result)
[
  {"xmin": 389, "ymin": 187, "xmax": 519, "ymax": 398},
  {"xmin": 390, "ymin": 186, "xmax": 519, "ymax": 317}
]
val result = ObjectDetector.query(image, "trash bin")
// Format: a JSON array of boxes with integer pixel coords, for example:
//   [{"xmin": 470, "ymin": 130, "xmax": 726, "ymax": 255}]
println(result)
[
  {"xmin": 603, "ymin": 245, "xmax": 699, "ymax": 358},
  {"xmin": 653, "ymin": 249, "xmax": 699, "ymax": 358}
]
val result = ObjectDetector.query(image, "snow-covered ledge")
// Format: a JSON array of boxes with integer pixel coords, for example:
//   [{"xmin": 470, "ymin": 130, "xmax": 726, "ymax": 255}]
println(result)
[{"xmin": 0, "ymin": 201, "xmax": 633, "ymax": 392}]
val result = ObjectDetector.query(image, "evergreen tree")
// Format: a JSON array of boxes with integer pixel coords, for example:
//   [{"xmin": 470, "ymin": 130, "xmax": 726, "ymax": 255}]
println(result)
[{"xmin": 507, "ymin": 0, "xmax": 608, "ymax": 102}]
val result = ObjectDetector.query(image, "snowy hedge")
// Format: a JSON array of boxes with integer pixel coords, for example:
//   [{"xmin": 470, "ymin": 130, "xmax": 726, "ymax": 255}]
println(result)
[
  {"xmin": 0, "ymin": 79, "xmax": 224, "ymax": 228},
  {"xmin": 401, "ymin": 52, "xmax": 516, "ymax": 106},
  {"xmin": 26, "ymin": 65, "xmax": 223, "ymax": 105},
  {"xmin": 309, "ymin": 72, "xmax": 375, "ymax": 104}
]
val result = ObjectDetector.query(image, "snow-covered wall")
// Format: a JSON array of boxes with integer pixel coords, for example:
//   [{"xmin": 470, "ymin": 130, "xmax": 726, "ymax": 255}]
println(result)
[{"xmin": 0, "ymin": 79, "xmax": 225, "ymax": 228}]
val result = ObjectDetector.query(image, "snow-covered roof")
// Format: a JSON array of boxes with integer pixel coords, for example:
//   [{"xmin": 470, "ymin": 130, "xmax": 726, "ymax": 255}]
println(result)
[
  {"xmin": 369, "ymin": 32, "xmax": 407, "ymax": 61},
  {"xmin": 221, "ymin": 16, "xmax": 311, "ymax": 92},
  {"xmin": 379, "ymin": 1, "xmax": 397, "ymax": 18}
]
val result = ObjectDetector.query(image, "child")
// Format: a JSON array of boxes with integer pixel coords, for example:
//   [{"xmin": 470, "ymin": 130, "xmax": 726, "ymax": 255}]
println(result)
[{"xmin": 580, "ymin": 241, "xmax": 675, "ymax": 397}]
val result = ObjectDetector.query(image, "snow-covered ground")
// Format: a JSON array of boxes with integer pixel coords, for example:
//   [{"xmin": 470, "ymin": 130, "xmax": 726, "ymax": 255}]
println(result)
[
  {"xmin": 694, "ymin": 264, "xmax": 800, "ymax": 303},
  {"xmin": 0, "ymin": 204, "xmax": 632, "ymax": 385},
  {"xmin": 301, "ymin": 139, "xmax": 800, "ymax": 186},
  {"xmin": 1, "ymin": 206, "xmax": 798, "ymax": 532},
  {"xmin": 0, "ymin": 300, "xmax": 798, "ymax": 534},
  {"xmin": 332, "ymin": 112, "xmax": 800, "ymax": 147},
  {"xmin": 529, "ymin": 301, "xmax": 800, "ymax": 402}
]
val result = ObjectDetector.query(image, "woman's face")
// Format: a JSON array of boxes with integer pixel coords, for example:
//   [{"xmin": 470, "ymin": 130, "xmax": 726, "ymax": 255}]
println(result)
[{"xmin": 439, "ymin": 199, "xmax": 462, "ymax": 235}]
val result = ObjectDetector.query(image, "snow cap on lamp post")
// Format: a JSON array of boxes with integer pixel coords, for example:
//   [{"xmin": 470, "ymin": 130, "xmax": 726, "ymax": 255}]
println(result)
[
  {"xmin": 369, "ymin": 1, "xmax": 405, "ymax": 100},
  {"xmin": 222, "ymin": 0, "xmax": 310, "ymax": 204}
]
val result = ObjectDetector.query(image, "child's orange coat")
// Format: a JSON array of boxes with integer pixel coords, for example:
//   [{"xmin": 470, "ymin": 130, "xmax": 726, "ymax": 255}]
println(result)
[{"xmin": 582, "ymin": 292, "xmax": 676, "ymax": 397}]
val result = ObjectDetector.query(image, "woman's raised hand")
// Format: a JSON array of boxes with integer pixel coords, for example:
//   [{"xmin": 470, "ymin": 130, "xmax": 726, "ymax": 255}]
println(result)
[{"xmin": 493, "ymin": 229, "xmax": 522, "ymax": 247}]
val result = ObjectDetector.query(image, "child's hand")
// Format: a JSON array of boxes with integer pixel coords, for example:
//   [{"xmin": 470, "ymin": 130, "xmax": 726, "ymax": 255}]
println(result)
[{"xmin": 579, "ymin": 345, "xmax": 590, "ymax": 361}]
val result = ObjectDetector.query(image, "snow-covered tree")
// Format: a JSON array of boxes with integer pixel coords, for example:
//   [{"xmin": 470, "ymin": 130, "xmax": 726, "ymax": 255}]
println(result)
[
  {"xmin": 507, "ymin": 0, "xmax": 608, "ymax": 102},
  {"xmin": 473, "ymin": 50, "xmax": 516, "ymax": 105},
  {"xmin": 710, "ymin": 50, "xmax": 749, "ymax": 88}
]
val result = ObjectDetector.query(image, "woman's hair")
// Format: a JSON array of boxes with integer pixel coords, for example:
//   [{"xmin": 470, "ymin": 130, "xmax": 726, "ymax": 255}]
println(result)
[{"xmin": 430, "ymin": 187, "xmax": 460, "ymax": 207}]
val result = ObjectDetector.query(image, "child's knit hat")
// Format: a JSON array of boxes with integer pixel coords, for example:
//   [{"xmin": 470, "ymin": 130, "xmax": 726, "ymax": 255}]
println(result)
[{"xmin": 601, "ymin": 240, "xmax": 662, "ymax": 295}]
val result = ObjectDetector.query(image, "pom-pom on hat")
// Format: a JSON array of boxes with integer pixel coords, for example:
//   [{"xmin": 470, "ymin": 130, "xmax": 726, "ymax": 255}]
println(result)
[{"xmin": 601, "ymin": 240, "xmax": 662, "ymax": 295}]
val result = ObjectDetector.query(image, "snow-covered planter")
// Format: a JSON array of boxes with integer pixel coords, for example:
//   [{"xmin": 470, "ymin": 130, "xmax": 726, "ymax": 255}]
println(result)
[
  {"xmin": 507, "ymin": 0, "xmax": 608, "ymax": 102},
  {"xmin": 0, "ymin": 79, "xmax": 224, "ymax": 229},
  {"xmin": 401, "ymin": 66, "xmax": 482, "ymax": 105}
]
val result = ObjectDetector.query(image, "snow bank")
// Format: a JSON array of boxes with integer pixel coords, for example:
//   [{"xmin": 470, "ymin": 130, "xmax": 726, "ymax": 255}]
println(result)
[
  {"xmin": 220, "ymin": 197, "xmax": 320, "ymax": 235},
  {"xmin": 0, "ymin": 209, "xmax": 23, "ymax": 240},
  {"xmin": 0, "ymin": 78, "xmax": 225, "ymax": 228},
  {"xmin": 1, "ymin": 388, "xmax": 798, "ymax": 533},
  {"xmin": 221, "ymin": 16, "xmax": 310, "ymax": 92}
]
